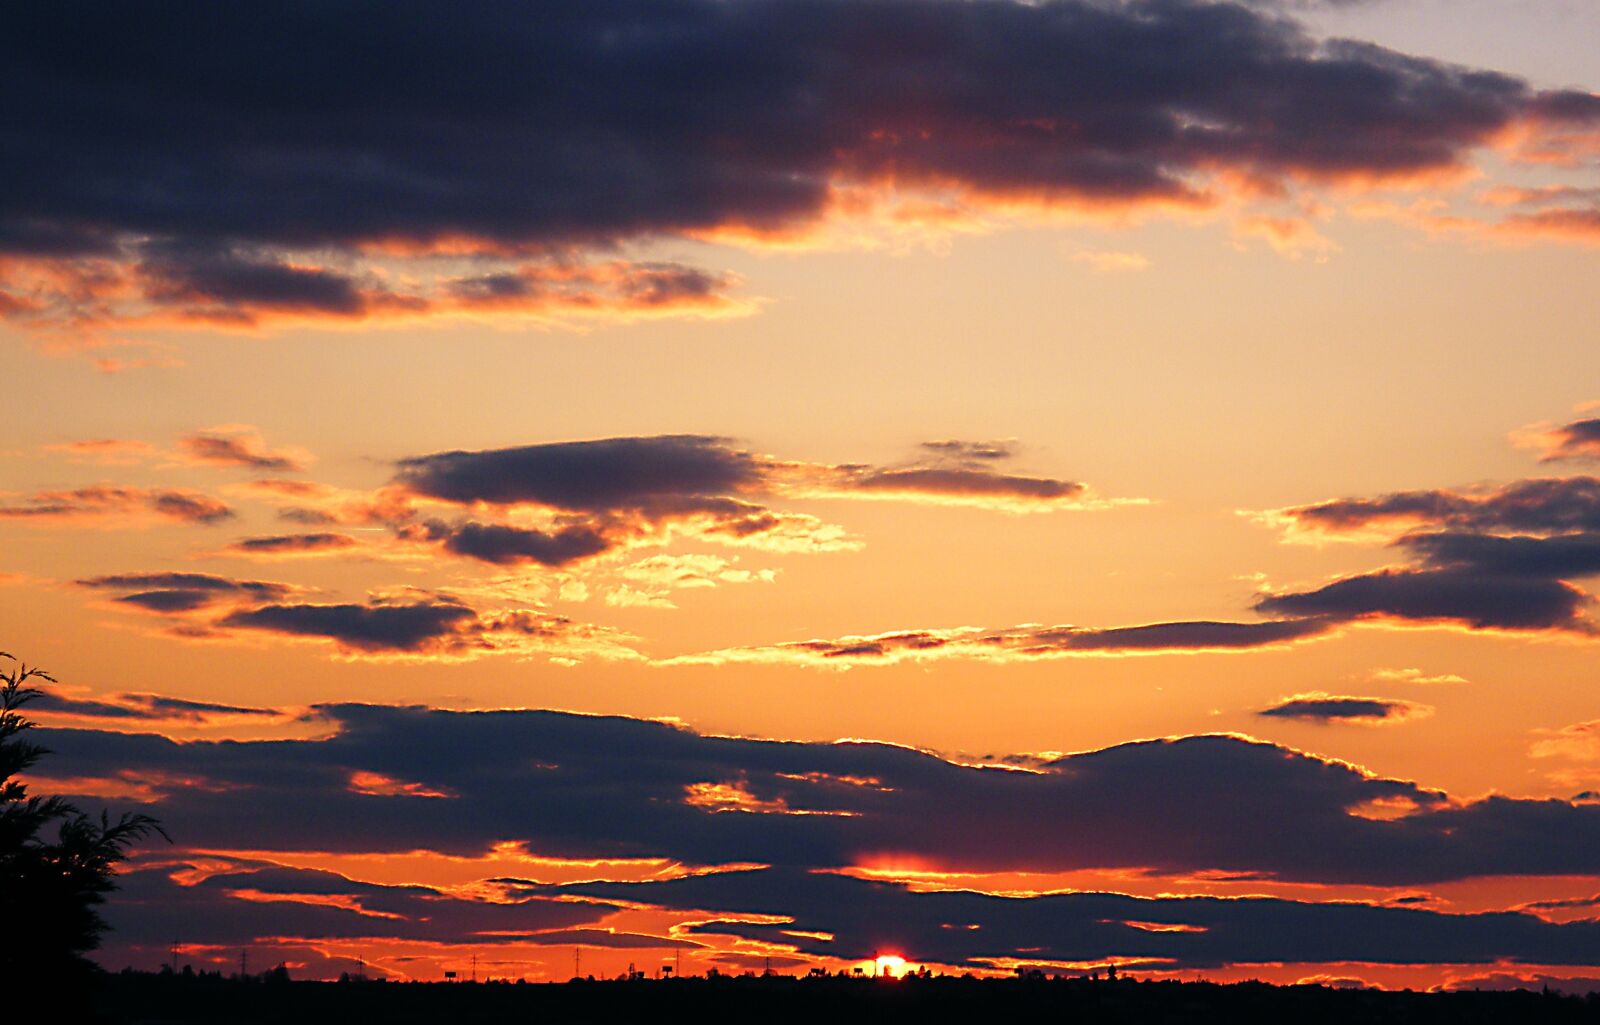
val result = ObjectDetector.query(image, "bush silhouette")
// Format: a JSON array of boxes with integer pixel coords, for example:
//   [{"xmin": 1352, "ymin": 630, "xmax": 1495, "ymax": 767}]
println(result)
[{"xmin": 0, "ymin": 652, "xmax": 165, "ymax": 979}]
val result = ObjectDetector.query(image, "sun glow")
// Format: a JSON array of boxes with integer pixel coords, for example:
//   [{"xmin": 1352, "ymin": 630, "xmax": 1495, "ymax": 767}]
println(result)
[{"xmin": 870, "ymin": 954, "xmax": 910, "ymax": 978}]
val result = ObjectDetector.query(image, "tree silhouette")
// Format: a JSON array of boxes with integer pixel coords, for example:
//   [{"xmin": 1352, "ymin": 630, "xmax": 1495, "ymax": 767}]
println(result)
[{"xmin": 0, "ymin": 652, "xmax": 165, "ymax": 979}]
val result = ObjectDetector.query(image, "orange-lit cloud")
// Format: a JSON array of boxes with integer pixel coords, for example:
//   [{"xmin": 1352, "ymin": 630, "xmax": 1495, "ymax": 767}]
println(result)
[
  {"xmin": 42, "ymin": 438, "xmax": 157, "ymax": 465},
  {"xmin": 175, "ymin": 426, "xmax": 313, "ymax": 472},
  {"xmin": 1513, "ymin": 413, "xmax": 1600, "ymax": 464},
  {"xmin": 1257, "ymin": 692, "xmax": 1433, "ymax": 727},
  {"xmin": 0, "ymin": 484, "xmax": 233, "ymax": 526}
]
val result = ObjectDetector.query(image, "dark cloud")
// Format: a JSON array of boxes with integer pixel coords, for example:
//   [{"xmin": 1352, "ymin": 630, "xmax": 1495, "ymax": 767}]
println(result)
[
  {"xmin": 1037, "ymin": 618, "xmax": 1332, "ymax": 651},
  {"xmin": 542, "ymin": 867, "xmax": 1600, "ymax": 970},
  {"xmin": 1272, "ymin": 477, "xmax": 1600, "ymax": 537},
  {"xmin": 38, "ymin": 704, "xmax": 1600, "ymax": 885},
  {"xmin": 146, "ymin": 490, "xmax": 236, "ymax": 523},
  {"xmin": 78, "ymin": 572, "xmax": 293, "ymax": 614},
  {"xmin": 1258, "ymin": 693, "xmax": 1428, "ymax": 724},
  {"xmin": 32, "ymin": 690, "xmax": 280, "ymax": 723},
  {"xmin": 218, "ymin": 601, "xmax": 480, "ymax": 653},
  {"xmin": 215, "ymin": 600, "xmax": 635, "ymax": 660},
  {"xmin": 1256, "ymin": 467, "xmax": 1600, "ymax": 635},
  {"xmin": 1402, "ymin": 531, "xmax": 1600, "ymax": 579},
  {"xmin": 3, "ymin": 0, "xmax": 1593, "ymax": 331},
  {"xmin": 1254, "ymin": 567, "xmax": 1595, "ymax": 633},
  {"xmin": 432, "ymin": 521, "xmax": 614, "ymax": 567},
  {"xmin": 221, "ymin": 532, "xmax": 358, "ymax": 556},
  {"xmin": 920, "ymin": 440, "xmax": 1017, "ymax": 462},
  {"xmin": 391, "ymin": 435, "xmax": 1093, "ymax": 568},
  {"xmin": 144, "ymin": 245, "xmax": 370, "ymax": 319},
  {"xmin": 0, "ymin": 486, "xmax": 232, "ymax": 525},
  {"xmin": 842, "ymin": 467, "xmax": 1083, "ymax": 503},
  {"xmin": 678, "ymin": 617, "xmax": 1336, "ymax": 666},
  {"xmin": 396, "ymin": 436, "xmax": 760, "ymax": 512}
]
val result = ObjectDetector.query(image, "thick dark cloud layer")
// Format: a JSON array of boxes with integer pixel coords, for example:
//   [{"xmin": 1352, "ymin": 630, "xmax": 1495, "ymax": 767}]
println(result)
[
  {"xmin": 38, "ymin": 704, "xmax": 1600, "ymax": 885},
  {"xmin": 541, "ymin": 867, "xmax": 1600, "ymax": 970},
  {"xmin": 3, "ymin": 0, "xmax": 1594, "ymax": 330}
]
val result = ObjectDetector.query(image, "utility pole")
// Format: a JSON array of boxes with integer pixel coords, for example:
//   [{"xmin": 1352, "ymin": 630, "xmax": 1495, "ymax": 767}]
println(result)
[
  {"xmin": 239, "ymin": 947, "xmax": 248, "ymax": 979},
  {"xmin": 471, "ymin": 953, "xmax": 478, "ymax": 983},
  {"xmin": 170, "ymin": 939, "xmax": 179, "ymax": 974},
  {"xmin": 575, "ymin": 946, "xmax": 581, "ymax": 978}
]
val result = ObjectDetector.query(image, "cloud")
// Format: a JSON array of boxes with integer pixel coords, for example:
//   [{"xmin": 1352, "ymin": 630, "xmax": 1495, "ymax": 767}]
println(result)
[
  {"xmin": 5, "ymin": 0, "xmax": 1595, "ymax": 336},
  {"xmin": 1258, "ymin": 692, "xmax": 1432, "ymax": 725},
  {"xmin": 1370, "ymin": 667, "xmax": 1469, "ymax": 686},
  {"xmin": 1516, "ymin": 415, "xmax": 1600, "ymax": 464},
  {"xmin": 216, "ymin": 599, "xmax": 639, "ymax": 662},
  {"xmin": 605, "ymin": 554, "xmax": 779, "ymax": 608},
  {"xmin": 41, "ymin": 438, "xmax": 157, "ymax": 465},
  {"xmin": 216, "ymin": 532, "xmax": 360, "ymax": 558},
  {"xmin": 31, "ymin": 689, "xmax": 283, "ymax": 726},
  {"xmin": 669, "ymin": 618, "xmax": 1336, "ymax": 668},
  {"xmin": 820, "ymin": 467, "xmax": 1085, "ymax": 509},
  {"xmin": 395, "ymin": 436, "xmax": 764, "ymax": 512},
  {"xmin": 424, "ymin": 522, "xmax": 616, "ymax": 568},
  {"xmin": 1403, "ymin": 531, "xmax": 1600, "ymax": 579},
  {"xmin": 1531, "ymin": 721, "xmax": 1600, "ymax": 763},
  {"xmin": 176, "ymin": 426, "xmax": 311, "ymax": 472},
  {"xmin": 388, "ymin": 435, "xmax": 1102, "ymax": 569},
  {"xmin": 0, "ymin": 485, "xmax": 232, "ymax": 525},
  {"xmin": 1255, "ymin": 477, "xmax": 1600, "ymax": 541},
  {"xmin": 541, "ymin": 866, "xmax": 1600, "ymax": 971},
  {"xmin": 1254, "ymin": 567, "xmax": 1595, "ymax": 633},
  {"xmin": 1248, "ymin": 452, "xmax": 1600, "ymax": 636},
  {"xmin": 99, "ymin": 860, "xmax": 617, "ymax": 954},
  {"xmin": 76, "ymin": 572, "xmax": 294, "ymax": 614},
  {"xmin": 41, "ymin": 704, "xmax": 1600, "ymax": 885}
]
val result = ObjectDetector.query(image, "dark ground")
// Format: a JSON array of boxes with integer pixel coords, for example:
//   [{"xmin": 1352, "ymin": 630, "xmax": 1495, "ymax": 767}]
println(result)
[{"xmin": 81, "ymin": 972, "xmax": 1600, "ymax": 1025}]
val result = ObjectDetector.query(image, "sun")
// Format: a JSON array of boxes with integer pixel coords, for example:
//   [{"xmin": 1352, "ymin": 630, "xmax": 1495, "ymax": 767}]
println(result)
[{"xmin": 872, "ymin": 954, "xmax": 909, "ymax": 977}]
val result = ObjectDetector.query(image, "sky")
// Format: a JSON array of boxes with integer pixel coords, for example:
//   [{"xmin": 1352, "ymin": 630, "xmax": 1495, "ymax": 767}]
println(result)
[{"xmin": 4, "ymin": 0, "xmax": 1600, "ymax": 991}]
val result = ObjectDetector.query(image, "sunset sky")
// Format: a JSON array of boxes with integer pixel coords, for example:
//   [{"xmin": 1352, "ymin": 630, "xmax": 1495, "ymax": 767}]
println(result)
[{"xmin": 5, "ymin": 0, "xmax": 1600, "ymax": 990}]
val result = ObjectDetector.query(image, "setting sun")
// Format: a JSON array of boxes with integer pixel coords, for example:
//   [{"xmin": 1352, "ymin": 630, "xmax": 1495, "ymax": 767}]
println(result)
[{"xmin": 872, "ymin": 955, "xmax": 910, "ymax": 978}]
